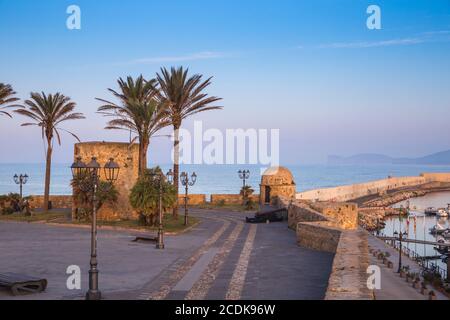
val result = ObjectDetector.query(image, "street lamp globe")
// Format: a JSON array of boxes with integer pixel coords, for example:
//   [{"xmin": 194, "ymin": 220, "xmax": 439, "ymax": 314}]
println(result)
[
  {"xmin": 104, "ymin": 158, "xmax": 120, "ymax": 183},
  {"xmin": 86, "ymin": 157, "xmax": 100, "ymax": 175},
  {"xmin": 180, "ymin": 172, "xmax": 188, "ymax": 185},
  {"xmin": 71, "ymin": 157, "xmax": 87, "ymax": 179},
  {"xmin": 166, "ymin": 169, "xmax": 174, "ymax": 184}
]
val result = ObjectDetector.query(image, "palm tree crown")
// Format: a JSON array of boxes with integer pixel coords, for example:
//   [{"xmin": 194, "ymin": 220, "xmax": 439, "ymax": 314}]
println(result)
[
  {"xmin": 14, "ymin": 92, "xmax": 85, "ymax": 211},
  {"xmin": 154, "ymin": 66, "xmax": 222, "ymax": 217},
  {"xmin": 97, "ymin": 76, "xmax": 169, "ymax": 174},
  {"xmin": 15, "ymin": 92, "xmax": 85, "ymax": 143},
  {"xmin": 155, "ymin": 67, "xmax": 222, "ymax": 128},
  {"xmin": 0, "ymin": 83, "xmax": 20, "ymax": 117}
]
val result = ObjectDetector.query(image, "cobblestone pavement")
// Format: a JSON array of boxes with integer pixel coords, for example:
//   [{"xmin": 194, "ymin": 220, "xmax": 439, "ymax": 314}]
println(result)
[{"xmin": 0, "ymin": 209, "xmax": 334, "ymax": 300}]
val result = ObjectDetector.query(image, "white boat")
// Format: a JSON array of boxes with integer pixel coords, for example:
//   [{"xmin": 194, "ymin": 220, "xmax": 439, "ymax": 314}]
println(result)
[
  {"xmin": 430, "ymin": 223, "xmax": 448, "ymax": 234},
  {"xmin": 425, "ymin": 207, "xmax": 438, "ymax": 215},
  {"xmin": 437, "ymin": 209, "xmax": 448, "ymax": 218}
]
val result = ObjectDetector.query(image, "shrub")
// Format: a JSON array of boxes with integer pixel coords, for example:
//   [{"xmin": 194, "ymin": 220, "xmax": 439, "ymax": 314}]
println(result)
[
  {"xmin": 72, "ymin": 176, "xmax": 118, "ymax": 222},
  {"xmin": 1, "ymin": 207, "xmax": 14, "ymax": 215},
  {"xmin": 245, "ymin": 198, "xmax": 257, "ymax": 211},
  {"xmin": 129, "ymin": 167, "xmax": 177, "ymax": 226},
  {"xmin": 217, "ymin": 199, "xmax": 226, "ymax": 207}
]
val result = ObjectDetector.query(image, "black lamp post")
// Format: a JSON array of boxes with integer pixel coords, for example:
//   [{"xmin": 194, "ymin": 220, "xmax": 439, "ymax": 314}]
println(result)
[
  {"xmin": 393, "ymin": 205, "xmax": 408, "ymax": 273},
  {"xmin": 13, "ymin": 174, "xmax": 28, "ymax": 198},
  {"xmin": 238, "ymin": 170, "xmax": 250, "ymax": 188},
  {"xmin": 147, "ymin": 169, "xmax": 173, "ymax": 249},
  {"xmin": 71, "ymin": 156, "xmax": 120, "ymax": 300},
  {"xmin": 180, "ymin": 171, "xmax": 197, "ymax": 226}
]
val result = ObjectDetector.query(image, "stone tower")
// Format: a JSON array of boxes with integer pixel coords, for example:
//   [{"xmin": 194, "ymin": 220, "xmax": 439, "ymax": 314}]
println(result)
[
  {"xmin": 260, "ymin": 166, "xmax": 296, "ymax": 205},
  {"xmin": 72, "ymin": 141, "xmax": 139, "ymax": 220}
]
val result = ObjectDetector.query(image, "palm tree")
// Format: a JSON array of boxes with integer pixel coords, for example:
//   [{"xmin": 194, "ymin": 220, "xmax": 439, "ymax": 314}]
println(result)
[
  {"xmin": 15, "ymin": 92, "xmax": 85, "ymax": 211},
  {"xmin": 96, "ymin": 76, "xmax": 169, "ymax": 175},
  {"xmin": 154, "ymin": 67, "xmax": 222, "ymax": 217},
  {"xmin": 0, "ymin": 83, "xmax": 20, "ymax": 117}
]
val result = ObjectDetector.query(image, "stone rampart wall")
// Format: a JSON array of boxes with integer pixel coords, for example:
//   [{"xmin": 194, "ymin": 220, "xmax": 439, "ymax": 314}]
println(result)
[
  {"xmin": 29, "ymin": 195, "xmax": 73, "ymax": 209},
  {"xmin": 296, "ymin": 173, "xmax": 450, "ymax": 202}
]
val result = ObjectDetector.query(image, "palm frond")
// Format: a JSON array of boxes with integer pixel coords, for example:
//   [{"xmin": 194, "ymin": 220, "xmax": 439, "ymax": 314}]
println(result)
[{"xmin": 14, "ymin": 92, "xmax": 84, "ymax": 144}]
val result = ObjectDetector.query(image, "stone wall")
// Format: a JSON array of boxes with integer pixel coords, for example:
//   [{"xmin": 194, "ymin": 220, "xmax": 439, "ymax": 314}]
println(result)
[
  {"xmin": 296, "ymin": 174, "xmax": 432, "ymax": 202},
  {"xmin": 73, "ymin": 141, "xmax": 139, "ymax": 220},
  {"xmin": 296, "ymin": 221, "xmax": 342, "ymax": 253},
  {"xmin": 325, "ymin": 230, "xmax": 373, "ymax": 300},
  {"xmin": 277, "ymin": 199, "xmax": 372, "ymax": 300},
  {"xmin": 422, "ymin": 172, "xmax": 450, "ymax": 182},
  {"xmin": 177, "ymin": 194, "xmax": 206, "ymax": 205},
  {"xmin": 287, "ymin": 200, "xmax": 357, "ymax": 231},
  {"xmin": 29, "ymin": 195, "xmax": 73, "ymax": 209},
  {"xmin": 210, "ymin": 194, "xmax": 259, "ymax": 205},
  {"xmin": 310, "ymin": 202, "xmax": 358, "ymax": 230},
  {"xmin": 287, "ymin": 201, "xmax": 328, "ymax": 230}
]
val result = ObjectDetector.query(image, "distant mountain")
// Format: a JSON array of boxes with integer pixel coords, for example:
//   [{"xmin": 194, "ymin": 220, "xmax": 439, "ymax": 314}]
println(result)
[{"xmin": 328, "ymin": 150, "xmax": 450, "ymax": 165}]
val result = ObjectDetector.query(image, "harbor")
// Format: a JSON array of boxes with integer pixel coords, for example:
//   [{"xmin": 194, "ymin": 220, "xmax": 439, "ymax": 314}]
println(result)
[{"xmin": 380, "ymin": 192, "xmax": 450, "ymax": 277}]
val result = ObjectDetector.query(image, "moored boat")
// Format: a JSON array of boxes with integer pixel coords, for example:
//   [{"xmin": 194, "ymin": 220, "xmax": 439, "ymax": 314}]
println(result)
[
  {"xmin": 430, "ymin": 222, "xmax": 448, "ymax": 235},
  {"xmin": 437, "ymin": 209, "xmax": 448, "ymax": 218},
  {"xmin": 425, "ymin": 207, "xmax": 438, "ymax": 216}
]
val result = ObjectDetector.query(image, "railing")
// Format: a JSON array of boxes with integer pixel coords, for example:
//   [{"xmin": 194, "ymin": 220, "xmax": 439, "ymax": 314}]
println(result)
[{"xmin": 379, "ymin": 235, "xmax": 448, "ymax": 280}]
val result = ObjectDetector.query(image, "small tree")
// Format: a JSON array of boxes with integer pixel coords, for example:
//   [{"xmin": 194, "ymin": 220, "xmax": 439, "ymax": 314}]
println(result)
[
  {"xmin": 240, "ymin": 185, "xmax": 256, "ymax": 211},
  {"xmin": 129, "ymin": 167, "xmax": 177, "ymax": 226},
  {"xmin": 71, "ymin": 177, "xmax": 118, "ymax": 222}
]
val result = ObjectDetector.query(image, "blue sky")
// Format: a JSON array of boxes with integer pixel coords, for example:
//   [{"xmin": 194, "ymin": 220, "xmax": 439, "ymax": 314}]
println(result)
[{"xmin": 1, "ymin": 0, "xmax": 450, "ymax": 165}]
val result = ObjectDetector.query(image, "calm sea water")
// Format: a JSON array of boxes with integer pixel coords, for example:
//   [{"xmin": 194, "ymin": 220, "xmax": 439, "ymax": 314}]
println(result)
[{"xmin": 1, "ymin": 163, "xmax": 450, "ymax": 196}]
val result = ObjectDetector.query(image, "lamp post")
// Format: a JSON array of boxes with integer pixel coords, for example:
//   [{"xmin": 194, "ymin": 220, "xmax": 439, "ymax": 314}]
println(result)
[
  {"xmin": 393, "ymin": 206, "xmax": 408, "ymax": 274},
  {"xmin": 13, "ymin": 174, "xmax": 28, "ymax": 198},
  {"xmin": 147, "ymin": 169, "xmax": 173, "ymax": 249},
  {"xmin": 238, "ymin": 170, "xmax": 250, "ymax": 189},
  {"xmin": 71, "ymin": 156, "xmax": 120, "ymax": 300},
  {"xmin": 180, "ymin": 171, "xmax": 197, "ymax": 226}
]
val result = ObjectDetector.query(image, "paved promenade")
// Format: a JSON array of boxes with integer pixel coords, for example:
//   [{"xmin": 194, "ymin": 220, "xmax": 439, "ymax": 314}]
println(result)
[
  {"xmin": 368, "ymin": 235, "xmax": 448, "ymax": 300},
  {"xmin": 0, "ymin": 209, "xmax": 334, "ymax": 300}
]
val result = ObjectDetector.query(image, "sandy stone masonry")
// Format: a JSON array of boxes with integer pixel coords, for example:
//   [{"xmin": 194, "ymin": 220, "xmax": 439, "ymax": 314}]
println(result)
[
  {"xmin": 260, "ymin": 166, "xmax": 296, "ymax": 205},
  {"xmin": 72, "ymin": 141, "xmax": 139, "ymax": 220}
]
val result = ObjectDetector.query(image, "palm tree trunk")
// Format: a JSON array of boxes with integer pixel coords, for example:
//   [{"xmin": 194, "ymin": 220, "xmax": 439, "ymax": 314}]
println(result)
[
  {"xmin": 138, "ymin": 137, "xmax": 149, "ymax": 175},
  {"xmin": 172, "ymin": 125, "xmax": 180, "ymax": 218},
  {"xmin": 43, "ymin": 139, "xmax": 52, "ymax": 211}
]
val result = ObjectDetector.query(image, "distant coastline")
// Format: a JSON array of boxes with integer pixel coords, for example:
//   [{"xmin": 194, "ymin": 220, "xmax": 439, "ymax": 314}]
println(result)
[{"xmin": 328, "ymin": 149, "xmax": 450, "ymax": 166}]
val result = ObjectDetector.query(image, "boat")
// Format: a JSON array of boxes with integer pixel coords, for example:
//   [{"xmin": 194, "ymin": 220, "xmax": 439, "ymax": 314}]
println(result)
[
  {"xmin": 430, "ymin": 223, "xmax": 448, "ymax": 235},
  {"xmin": 434, "ymin": 238, "xmax": 450, "ymax": 254},
  {"xmin": 436, "ymin": 209, "xmax": 448, "ymax": 218},
  {"xmin": 425, "ymin": 207, "xmax": 438, "ymax": 215}
]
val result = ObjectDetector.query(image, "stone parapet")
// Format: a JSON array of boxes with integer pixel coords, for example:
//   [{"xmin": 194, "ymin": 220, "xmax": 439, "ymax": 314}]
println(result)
[
  {"xmin": 177, "ymin": 194, "xmax": 206, "ymax": 205},
  {"xmin": 287, "ymin": 201, "xmax": 328, "ymax": 230},
  {"xmin": 325, "ymin": 230, "xmax": 373, "ymax": 300},
  {"xmin": 296, "ymin": 221, "xmax": 342, "ymax": 253},
  {"xmin": 210, "ymin": 194, "xmax": 259, "ymax": 205},
  {"xmin": 29, "ymin": 195, "xmax": 73, "ymax": 209}
]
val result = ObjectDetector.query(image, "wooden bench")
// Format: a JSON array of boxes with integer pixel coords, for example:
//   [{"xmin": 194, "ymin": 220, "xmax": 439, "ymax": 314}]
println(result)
[{"xmin": 0, "ymin": 273, "xmax": 47, "ymax": 295}]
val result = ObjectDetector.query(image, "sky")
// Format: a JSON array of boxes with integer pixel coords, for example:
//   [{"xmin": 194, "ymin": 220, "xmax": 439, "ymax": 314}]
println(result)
[{"xmin": 0, "ymin": 0, "xmax": 450, "ymax": 165}]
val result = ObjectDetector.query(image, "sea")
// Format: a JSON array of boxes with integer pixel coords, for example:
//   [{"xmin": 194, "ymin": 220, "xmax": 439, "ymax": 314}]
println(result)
[{"xmin": 1, "ymin": 163, "xmax": 450, "ymax": 196}]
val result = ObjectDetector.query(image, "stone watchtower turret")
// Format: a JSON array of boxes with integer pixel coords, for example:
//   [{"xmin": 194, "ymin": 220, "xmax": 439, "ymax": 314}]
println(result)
[
  {"xmin": 72, "ymin": 141, "xmax": 139, "ymax": 221},
  {"xmin": 260, "ymin": 166, "xmax": 296, "ymax": 205}
]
